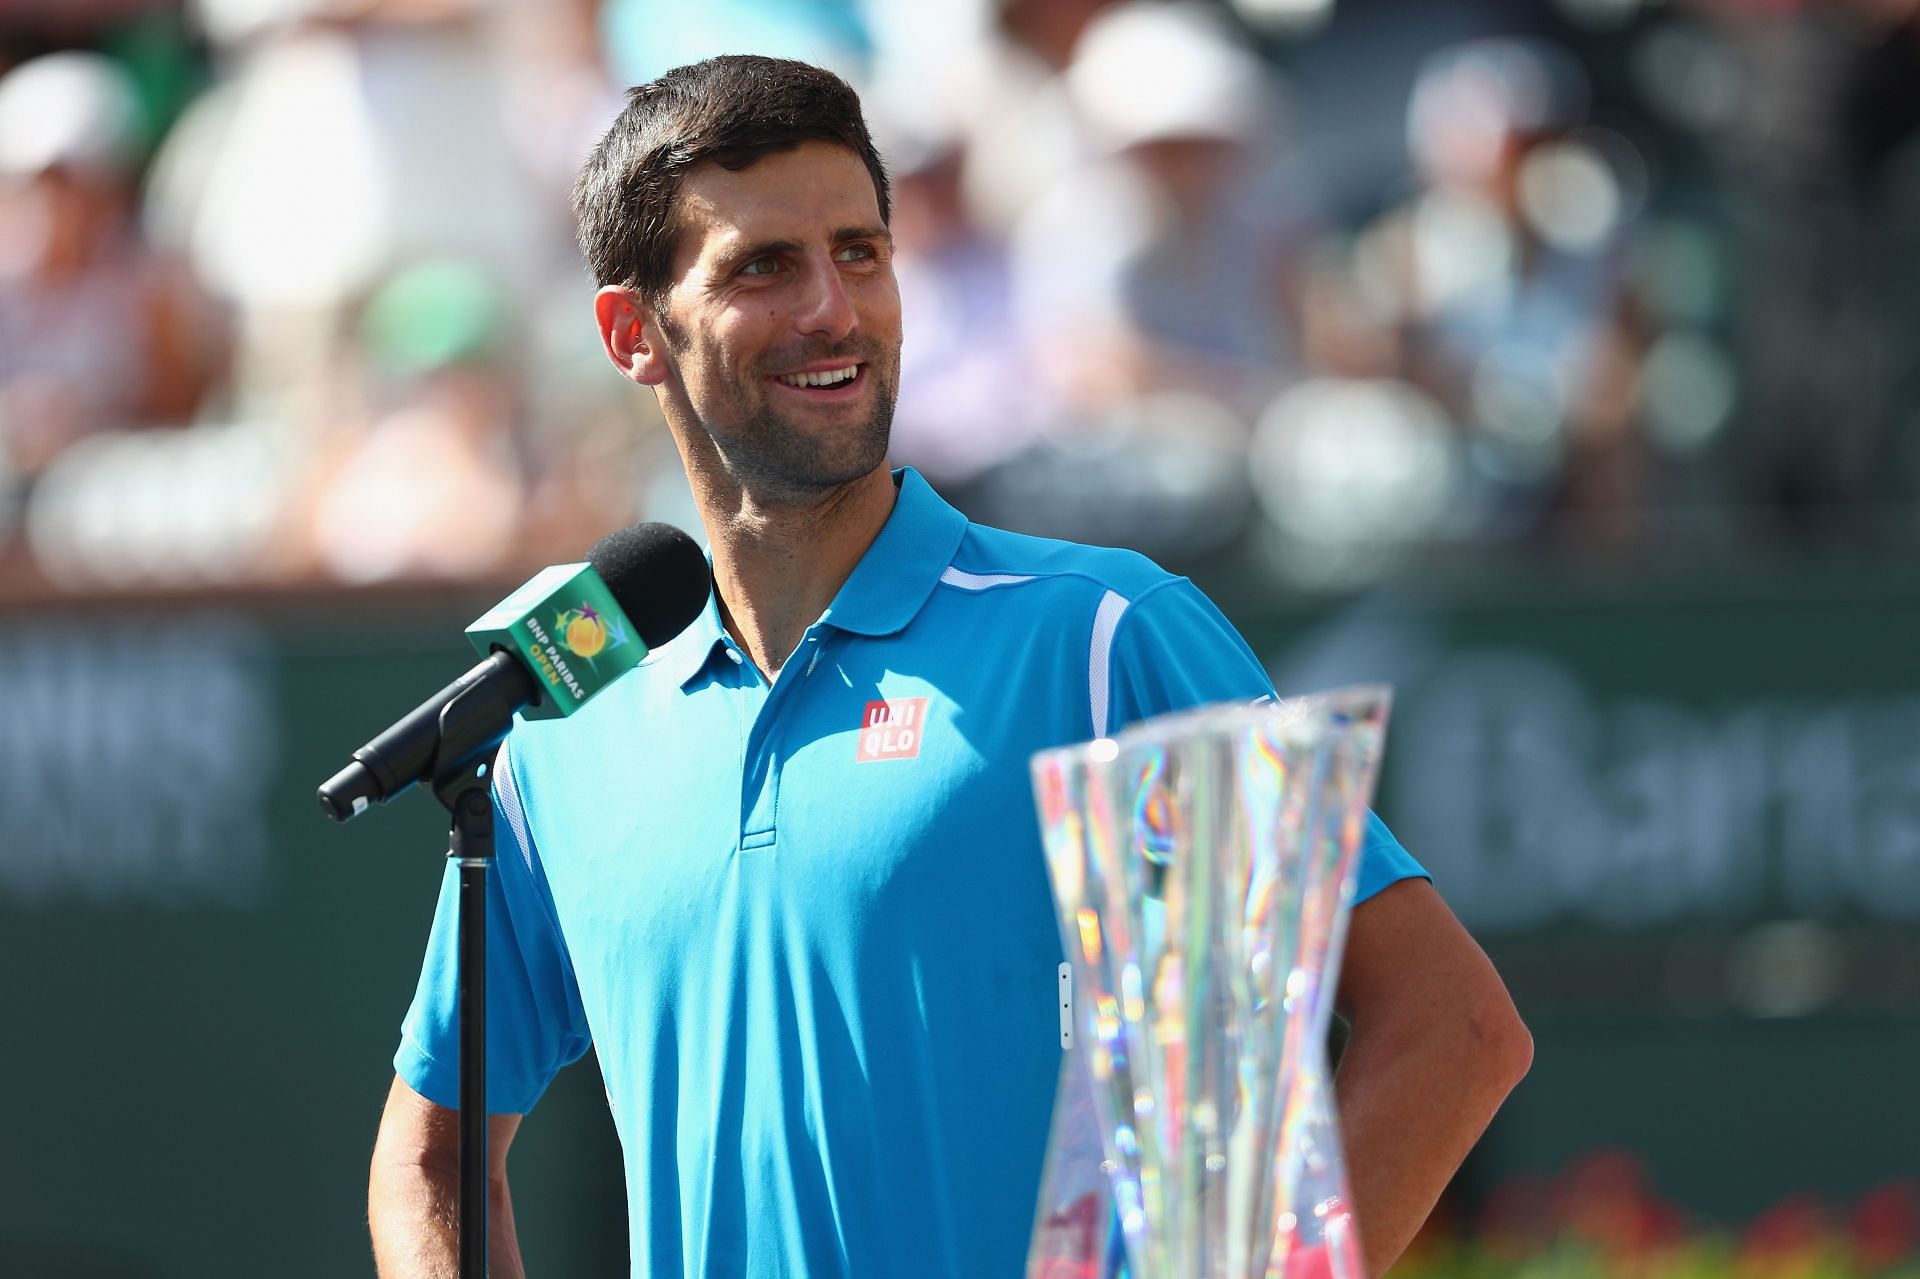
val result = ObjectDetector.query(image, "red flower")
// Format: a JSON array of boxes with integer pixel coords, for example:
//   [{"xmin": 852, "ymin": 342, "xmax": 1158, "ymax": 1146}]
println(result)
[{"xmin": 1850, "ymin": 1181, "xmax": 1920, "ymax": 1270}]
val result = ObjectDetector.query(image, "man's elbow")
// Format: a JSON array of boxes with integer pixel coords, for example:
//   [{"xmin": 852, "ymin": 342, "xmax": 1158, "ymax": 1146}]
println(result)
[{"xmin": 1469, "ymin": 980, "xmax": 1533, "ymax": 1101}]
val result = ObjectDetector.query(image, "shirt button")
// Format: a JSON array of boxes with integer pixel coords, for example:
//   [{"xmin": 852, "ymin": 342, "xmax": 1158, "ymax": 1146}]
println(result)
[{"xmin": 726, "ymin": 648, "xmax": 743, "ymax": 664}]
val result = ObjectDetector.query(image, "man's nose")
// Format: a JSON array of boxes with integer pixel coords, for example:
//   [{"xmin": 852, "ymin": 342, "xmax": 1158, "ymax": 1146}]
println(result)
[{"xmin": 795, "ymin": 256, "xmax": 857, "ymax": 341}]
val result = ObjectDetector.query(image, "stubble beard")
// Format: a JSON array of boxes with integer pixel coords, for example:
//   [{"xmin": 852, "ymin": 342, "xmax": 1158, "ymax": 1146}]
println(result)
[{"xmin": 676, "ymin": 333, "xmax": 900, "ymax": 506}]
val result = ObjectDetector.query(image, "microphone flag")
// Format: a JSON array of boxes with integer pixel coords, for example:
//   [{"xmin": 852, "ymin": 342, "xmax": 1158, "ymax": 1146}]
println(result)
[{"xmin": 466, "ymin": 563, "xmax": 649, "ymax": 720}]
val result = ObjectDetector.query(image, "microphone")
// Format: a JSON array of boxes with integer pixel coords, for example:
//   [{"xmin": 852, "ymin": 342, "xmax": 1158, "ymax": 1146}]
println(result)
[{"xmin": 317, "ymin": 523, "xmax": 710, "ymax": 822}]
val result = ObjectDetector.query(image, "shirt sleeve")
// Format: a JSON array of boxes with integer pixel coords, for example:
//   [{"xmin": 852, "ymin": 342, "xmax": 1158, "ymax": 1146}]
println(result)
[
  {"xmin": 1102, "ymin": 577, "xmax": 1428, "ymax": 905},
  {"xmin": 393, "ymin": 738, "xmax": 592, "ymax": 1114}
]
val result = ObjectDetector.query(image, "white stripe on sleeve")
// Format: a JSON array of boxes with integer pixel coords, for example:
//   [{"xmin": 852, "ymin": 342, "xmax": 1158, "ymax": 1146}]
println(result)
[
  {"xmin": 939, "ymin": 566, "xmax": 1038, "ymax": 590},
  {"xmin": 493, "ymin": 741, "xmax": 535, "ymax": 874},
  {"xmin": 1088, "ymin": 589, "xmax": 1130, "ymax": 738}
]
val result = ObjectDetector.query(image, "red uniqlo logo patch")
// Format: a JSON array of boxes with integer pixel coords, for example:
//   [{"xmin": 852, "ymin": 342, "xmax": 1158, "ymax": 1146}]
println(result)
[{"xmin": 856, "ymin": 698, "xmax": 928, "ymax": 762}]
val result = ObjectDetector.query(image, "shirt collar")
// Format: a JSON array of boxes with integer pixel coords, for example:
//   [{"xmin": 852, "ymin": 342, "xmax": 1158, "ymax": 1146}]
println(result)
[
  {"xmin": 817, "ymin": 466, "xmax": 968, "ymax": 638},
  {"xmin": 654, "ymin": 467, "xmax": 967, "ymax": 691},
  {"xmin": 649, "ymin": 578, "xmax": 727, "ymax": 691}
]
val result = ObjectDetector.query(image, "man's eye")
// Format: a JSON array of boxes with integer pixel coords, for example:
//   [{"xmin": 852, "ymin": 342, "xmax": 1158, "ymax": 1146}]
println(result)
[
  {"xmin": 835, "ymin": 243, "xmax": 877, "ymax": 263},
  {"xmin": 740, "ymin": 258, "xmax": 779, "ymax": 277}
]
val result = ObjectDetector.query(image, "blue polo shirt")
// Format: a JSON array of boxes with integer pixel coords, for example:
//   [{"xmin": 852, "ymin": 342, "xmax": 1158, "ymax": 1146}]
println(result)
[{"xmin": 395, "ymin": 468, "xmax": 1426, "ymax": 1278}]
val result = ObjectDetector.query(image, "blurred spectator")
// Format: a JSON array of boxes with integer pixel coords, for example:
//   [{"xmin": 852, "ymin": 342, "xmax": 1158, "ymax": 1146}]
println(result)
[
  {"xmin": 949, "ymin": 0, "xmax": 1117, "ymax": 233},
  {"xmin": 146, "ymin": 0, "xmax": 548, "ymax": 415},
  {"xmin": 0, "ymin": 50, "xmax": 225, "ymax": 520},
  {"xmin": 494, "ymin": 0, "xmax": 622, "ymax": 199},
  {"xmin": 1011, "ymin": 0, "xmax": 1312, "ymax": 415},
  {"xmin": 1625, "ymin": 1, "xmax": 1920, "ymax": 541},
  {"xmin": 1313, "ymin": 36, "xmax": 1655, "ymax": 553},
  {"xmin": 297, "ymin": 258, "xmax": 524, "ymax": 583},
  {"xmin": 956, "ymin": 1, "xmax": 1295, "ymax": 562},
  {"xmin": 602, "ymin": 0, "xmax": 870, "ymax": 88},
  {"xmin": 4, "ymin": 0, "xmax": 1920, "ymax": 594},
  {"xmin": 887, "ymin": 133, "xmax": 1042, "ymax": 487}
]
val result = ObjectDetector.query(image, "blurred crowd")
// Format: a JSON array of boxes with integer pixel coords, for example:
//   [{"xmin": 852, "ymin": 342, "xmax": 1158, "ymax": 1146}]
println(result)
[{"xmin": 2, "ymin": 0, "xmax": 1918, "ymax": 594}]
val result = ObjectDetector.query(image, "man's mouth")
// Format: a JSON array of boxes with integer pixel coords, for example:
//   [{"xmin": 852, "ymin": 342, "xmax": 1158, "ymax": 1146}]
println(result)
[{"xmin": 773, "ymin": 364, "xmax": 861, "ymax": 390}]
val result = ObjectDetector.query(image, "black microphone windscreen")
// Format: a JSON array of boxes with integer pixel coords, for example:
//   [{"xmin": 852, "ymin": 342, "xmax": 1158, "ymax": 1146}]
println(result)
[{"xmin": 586, "ymin": 522, "xmax": 711, "ymax": 650}]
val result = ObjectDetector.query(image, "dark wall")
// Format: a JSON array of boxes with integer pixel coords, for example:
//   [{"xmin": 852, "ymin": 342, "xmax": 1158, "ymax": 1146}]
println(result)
[
  {"xmin": 1227, "ymin": 566, "xmax": 1920, "ymax": 1222},
  {"xmin": 0, "ymin": 601, "xmax": 628, "ymax": 1276},
  {"xmin": 3, "ymin": 568, "xmax": 1914, "ymax": 1272}
]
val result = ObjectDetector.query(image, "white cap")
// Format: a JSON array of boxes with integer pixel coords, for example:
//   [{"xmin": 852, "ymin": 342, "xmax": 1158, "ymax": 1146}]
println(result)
[
  {"xmin": 1067, "ymin": 0, "xmax": 1275, "ymax": 150},
  {"xmin": 0, "ymin": 51, "xmax": 142, "ymax": 181},
  {"xmin": 1408, "ymin": 38, "xmax": 1591, "ymax": 178}
]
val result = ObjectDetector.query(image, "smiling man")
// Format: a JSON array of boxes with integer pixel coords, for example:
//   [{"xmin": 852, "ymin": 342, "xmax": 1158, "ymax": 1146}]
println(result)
[
  {"xmin": 628, "ymin": 138, "xmax": 899, "ymax": 504},
  {"xmin": 368, "ymin": 56, "xmax": 1531, "ymax": 1279}
]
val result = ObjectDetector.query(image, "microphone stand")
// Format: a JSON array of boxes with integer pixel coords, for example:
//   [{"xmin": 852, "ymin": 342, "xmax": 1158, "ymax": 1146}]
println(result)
[{"xmin": 427, "ymin": 685, "xmax": 508, "ymax": 1279}]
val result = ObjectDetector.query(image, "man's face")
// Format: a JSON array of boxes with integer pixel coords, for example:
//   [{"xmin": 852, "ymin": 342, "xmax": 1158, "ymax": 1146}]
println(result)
[{"xmin": 644, "ymin": 140, "xmax": 902, "ymax": 500}]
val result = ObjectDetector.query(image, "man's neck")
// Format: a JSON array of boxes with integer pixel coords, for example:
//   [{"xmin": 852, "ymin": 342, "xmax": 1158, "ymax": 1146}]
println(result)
[{"xmin": 692, "ymin": 463, "xmax": 898, "ymax": 678}]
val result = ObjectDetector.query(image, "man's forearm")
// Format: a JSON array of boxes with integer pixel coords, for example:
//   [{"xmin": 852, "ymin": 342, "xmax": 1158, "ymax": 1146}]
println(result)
[
  {"xmin": 1324, "ymin": 880, "xmax": 1533, "ymax": 1277},
  {"xmin": 369, "ymin": 1159, "xmax": 526, "ymax": 1279},
  {"xmin": 1334, "ymin": 991, "xmax": 1532, "ymax": 1277}
]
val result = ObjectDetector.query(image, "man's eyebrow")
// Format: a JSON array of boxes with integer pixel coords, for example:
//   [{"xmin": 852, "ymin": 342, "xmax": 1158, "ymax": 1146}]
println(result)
[
  {"xmin": 712, "ymin": 238, "xmax": 800, "ymax": 273},
  {"xmin": 832, "ymin": 224, "xmax": 891, "ymax": 245}
]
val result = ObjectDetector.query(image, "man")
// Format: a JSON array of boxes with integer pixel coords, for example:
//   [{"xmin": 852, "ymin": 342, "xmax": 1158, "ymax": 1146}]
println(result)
[{"xmin": 369, "ymin": 56, "xmax": 1531, "ymax": 1279}]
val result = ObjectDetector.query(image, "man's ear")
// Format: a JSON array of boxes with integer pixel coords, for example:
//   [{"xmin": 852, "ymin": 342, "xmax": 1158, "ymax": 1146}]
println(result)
[{"xmin": 594, "ymin": 286, "xmax": 671, "ymax": 387}]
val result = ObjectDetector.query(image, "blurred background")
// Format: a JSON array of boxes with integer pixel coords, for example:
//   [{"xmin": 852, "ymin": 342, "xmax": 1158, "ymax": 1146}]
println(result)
[{"xmin": 1, "ymin": 0, "xmax": 1916, "ymax": 1274}]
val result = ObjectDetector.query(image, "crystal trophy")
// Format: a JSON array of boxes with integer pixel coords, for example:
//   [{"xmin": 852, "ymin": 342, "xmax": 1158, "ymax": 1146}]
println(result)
[{"xmin": 1027, "ymin": 688, "xmax": 1391, "ymax": 1279}]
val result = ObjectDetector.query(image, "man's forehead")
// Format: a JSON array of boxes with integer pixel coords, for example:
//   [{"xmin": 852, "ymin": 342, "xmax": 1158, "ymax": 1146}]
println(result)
[{"xmin": 671, "ymin": 141, "xmax": 882, "ymax": 262}]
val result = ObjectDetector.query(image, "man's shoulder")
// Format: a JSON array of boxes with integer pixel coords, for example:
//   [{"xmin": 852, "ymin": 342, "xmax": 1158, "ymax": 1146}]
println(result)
[
  {"xmin": 946, "ymin": 519, "xmax": 1180, "ymax": 604},
  {"xmin": 500, "ymin": 646, "xmax": 693, "ymax": 775}
]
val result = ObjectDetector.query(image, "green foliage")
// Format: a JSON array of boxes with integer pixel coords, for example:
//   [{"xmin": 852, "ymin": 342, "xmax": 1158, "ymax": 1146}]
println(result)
[{"xmin": 1393, "ymin": 1156, "xmax": 1917, "ymax": 1279}]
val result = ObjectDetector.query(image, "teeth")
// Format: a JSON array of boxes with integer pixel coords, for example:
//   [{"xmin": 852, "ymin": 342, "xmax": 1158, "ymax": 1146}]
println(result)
[{"xmin": 777, "ymin": 365, "xmax": 858, "ymax": 388}]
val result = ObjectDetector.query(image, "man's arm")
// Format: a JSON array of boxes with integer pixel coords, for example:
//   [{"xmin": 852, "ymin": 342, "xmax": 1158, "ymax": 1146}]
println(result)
[
  {"xmin": 1333, "ymin": 879, "xmax": 1532, "ymax": 1277},
  {"xmin": 369, "ymin": 1075, "xmax": 529, "ymax": 1279}
]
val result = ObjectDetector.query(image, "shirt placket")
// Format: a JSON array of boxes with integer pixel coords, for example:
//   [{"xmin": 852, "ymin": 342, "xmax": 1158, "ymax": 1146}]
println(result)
[{"xmin": 735, "ymin": 628, "xmax": 827, "ymax": 854}]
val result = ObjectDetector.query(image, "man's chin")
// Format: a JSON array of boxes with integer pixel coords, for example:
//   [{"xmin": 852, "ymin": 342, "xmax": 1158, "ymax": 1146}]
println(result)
[
  {"xmin": 720, "ymin": 424, "xmax": 893, "ymax": 502},
  {"xmin": 786, "ymin": 443, "xmax": 894, "ymax": 496}
]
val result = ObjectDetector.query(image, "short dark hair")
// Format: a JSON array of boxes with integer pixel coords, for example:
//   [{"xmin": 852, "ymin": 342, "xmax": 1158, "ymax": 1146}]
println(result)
[{"xmin": 572, "ymin": 55, "xmax": 891, "ymax": 301}]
